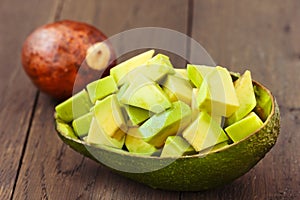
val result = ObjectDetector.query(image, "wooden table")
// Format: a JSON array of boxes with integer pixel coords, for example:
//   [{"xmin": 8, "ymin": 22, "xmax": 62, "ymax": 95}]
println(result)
[{"xmin": 1, "ymin": 0, "xmax": 299, "ymax": 199}]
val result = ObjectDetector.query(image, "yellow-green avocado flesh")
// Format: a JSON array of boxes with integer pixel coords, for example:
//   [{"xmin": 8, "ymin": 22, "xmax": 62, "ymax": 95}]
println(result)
[{"xmin": 54, "ymin": 77, "xmax": 280, "ymax": 191}]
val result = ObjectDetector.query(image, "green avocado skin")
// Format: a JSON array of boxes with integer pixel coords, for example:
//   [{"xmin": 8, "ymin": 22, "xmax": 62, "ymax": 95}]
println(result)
[{"xmin": 55, "ymin": 81, "xmax": 280, "ymax": 191}]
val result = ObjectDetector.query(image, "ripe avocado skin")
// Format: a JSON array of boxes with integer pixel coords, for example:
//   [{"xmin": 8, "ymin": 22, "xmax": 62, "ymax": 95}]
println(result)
[{"xmin": 55, "ymin": 80, "xmax": 280, "ymax": 191}]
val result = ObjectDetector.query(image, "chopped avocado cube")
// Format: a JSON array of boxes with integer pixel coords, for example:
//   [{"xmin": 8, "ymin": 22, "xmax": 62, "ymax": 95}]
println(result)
[
  {"xmin": 124, "ymin": 105, "xmax": 152, "ymax": 126},
  {"xmin": 225, "ymin": 112, "xmax": 263, "ymax": 142},
  {"xmin": 94, "ymin": 94, "xmax": 127, "ymax": 140},
  {"xmin": 55, "ymin": 90, "xmax": 92, "ymax": 122},
  {"xmin": 118, "ymin": 64, "xmax": 174, "ymax": 86},
  {"xmin": 125, "ymin": 128, "xmax": 157, "ymax": 155},
  {"xmin": 191, "ymin": 88, "xmax": 223, "ymax": 126},
  {"xmin": 162, "ymin": 87, "xmax": 177, "ymax": 103},
  {"xmin": 86, "ymin": 76, "xmax": 118, "ymax": 104},
  {"xmin": 89, "ymin": 100, "xmax": 102, "ymax": 113},
  {"xmin": 110, "ymin": 50, "xmax": 155, "ymax": 84},
  {"xmin": 146, "ymin": 53, "xmax": 174, "ymax": 68},
  {"xmin": 72, "ymin": 112, "xmax": 93, "ymax": 137},
  {"xmin": 86, "ymin": 117, "xmax": 125, "ymax": 149},
  {"xmin": 174, "ymin": 68, "xmax": 189, "ymax": 80},
  {"xmin": 139, "ymin": 101, "xmax": 192, "ymax": 147},
  {"xmin": 197, "ymin": 66, "xmax": 239, "ymax": 117},
  {"xmin": 118, "ymin": 54, "xmax": 175, "ymax": 86},
  {"xmin": 116, "ymin": 83, "xmax": 129, "ymax": 100},
  {"xmin": 56, "ymin": 120, "xmax": 78, "ymax": 139},
  {"xmin": 187, "ymin": 64, "xmax": 215, "ymax": 88},
  {"xmin": 226, "ymin": 70, "xmax": 257, "ymax": 126},
  {"xmin": 253, "ymin": 85, "xmax": 272, "ymax": 121},
  {"xmin": 183, "ymin": 111, "xmax": 229, "ymax": 152},
  {"xmin": 162, "ymin": 75, "xmax": 193, "ymax": 105},
  {"xmin": 160, "ymin": 136, "xmax": 195, "ymax": 157},
  {"xmin": 120, "ymin": 74, "xmax": 153, "ymax": 91},
  {"xmin": 211, "ymin": 115, "xmax": 223, "ymax": 127},
  {"xmin": 191, "ymin": 88, "xmax": 200, "ymax": 120},
  {"xmin": 120, "ymin": 76, "xmax": 171, "ymax": 114}
]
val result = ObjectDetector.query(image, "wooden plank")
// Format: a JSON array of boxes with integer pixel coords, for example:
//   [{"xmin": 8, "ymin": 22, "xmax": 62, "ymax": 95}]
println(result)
[
  {"xmin": 13, "ymin": 0, "xmax": 189, "ymax": 199},
  {"xmin": 60, "ymin": 0, "xmax": 188, "ymax": 36},
  {"xmin": 0, "ymin": 0, "xmax": 61, "ymax": 199},
  {"xmin": 182, "ymin": 0, "xmax": 300, "ymax": 199},
  {"xmin": 189, "ymin": 0, "xmax": 300, "ymax": 108},
  {"xmin": 60, "ymin": 0, "xmax": 189, "ymax": 67}
]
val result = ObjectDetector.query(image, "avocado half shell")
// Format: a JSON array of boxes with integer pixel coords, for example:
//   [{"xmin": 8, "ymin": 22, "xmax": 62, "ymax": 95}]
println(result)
[{"xmin": 54, "ymin": 77, "xmax": 280, "ymax": 191}]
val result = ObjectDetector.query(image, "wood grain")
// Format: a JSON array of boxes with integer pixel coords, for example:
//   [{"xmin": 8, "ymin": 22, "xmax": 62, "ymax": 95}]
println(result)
[
  {"xmin": 12, "ymin": 0, "xmax": 189, "ymax": 199},
  {"xmin": 60, "ymin": 0, "xmax": 188, "ymax": 36},
  {"xmin": 182, "ymin": 0, "xmax": 300, "ymax": 199},
  {"xmin": 0, "ymin": 0, "xmax": 61, "ymax": 199},
  {"xmin": 4, "ymin": 0, "xmax": 300, "ymax": 199},
  {"xmin": 189, "ymin": 0, "xmax": 300, "ymax": 107},
  {"xmin": 59, "ymin": 0, "xmax": 189, "ymax": 67}
]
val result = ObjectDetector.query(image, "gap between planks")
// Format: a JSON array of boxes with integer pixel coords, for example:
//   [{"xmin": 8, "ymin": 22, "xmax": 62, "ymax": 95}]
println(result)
[{"xmin": 10, "ymin": 91, "xmax": 40, "ymax": 200}]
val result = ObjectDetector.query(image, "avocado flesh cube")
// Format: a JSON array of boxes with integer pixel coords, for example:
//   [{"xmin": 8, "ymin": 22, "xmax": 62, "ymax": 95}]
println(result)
[
  {"xmin": 191, "ymin": 88, "xmax": 223, "ymax": 125},
  {"xmin": 116, "ymin": 83, "xmax": 129, "ymax": 101},
  {"xmin": 124, "ymin": 105, "xmax": 152, "ymax": 126},
  {"xmin": 118, "ymin": 64, "xmax": 174, "ymax": 86},
  {"xmin": 211, "ymin": 115, "xmax": 223, "ymax": 127},
  {"xmin": 89, "ymin": 100, "xmax": 102, "ymax": 113},
  {"xmin": 183, "ymin": 111, "xmax": 229, "ymax": 152},
  {"xmin": 253, "ymin": 85, "xmax": 272, "ymax": 121},
  {"xmin": 72, "ymin": 112, "xmax": 93, "ymax": 138},
  {"xmin": 94, "ymin": 94, "xmax": 127, "ymax": 140},
  {"xmin": 174, "ymin": 68, "xmax": 189, "ymax": 80},
  {"xmin": 139, "ymin": 101, "xmax": 192, "ymax": 148},
  {"xmin": 192, "ymin": 88, "xmax": 225, "ymax": 126},
  {"xmin": 86, "ymin": 76, "xmax": 118, "ymax": 104},
  {"xmin": 120, "ymin": 76, "xmax": 171, "ymax": 114},
  {"xmin": 86, "ymin": 117, "xmax": 125, "ymax": 149},
  {"xmin": 118, "ymin": 54, "xmax": 175, "ymax": 86},
  {"xmin": 146, "ymin": 53, "xmax": 174, "ymax": 69},
  {"xmin": 187, "ymin": 64, "xmax": 215, "ymax": 88},
  {"xmin": 160, "ymin": 136, "xmax": 195, "ymax": 157},
  {"xmin": 55, "ymin": 89, "xmax": 93, "ymax": 123},
  {"xmin": 56, "ymin": 120, "xmax": 77, "ymax": 139},
  {"xmin": 163, "ymin": 87, "xmax": 177, "ymax": 103},
  {"xmin": 110, "ymin": 49, "xmax": 155, "ymax": 84},
  {"xmin": 226, "ymin": 70, "xmax": 256, "ymax": 126},
  {"xmin": 225, "ymin": 112, "xmax": 263, "ymax": 143},
  {"xmin": 125, "ymin": 128, "xmax": 157, "ymax": 155},
  {"xmin": 191, "ymin": 88, "xmax": 200, "ymax": 120},
  {"xmin": 162, "ymin": 75, "xmax": 193, "ymax": 105},
  {"xmin": 197, "ymin": 66, "xmax": 239, "ymax": 117}
]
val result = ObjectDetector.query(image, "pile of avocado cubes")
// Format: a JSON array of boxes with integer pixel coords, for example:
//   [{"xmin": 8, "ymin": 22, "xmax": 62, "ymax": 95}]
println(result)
[{"xmin": 55, "ymin": 50, "xmax": 265, "ymax": 157}]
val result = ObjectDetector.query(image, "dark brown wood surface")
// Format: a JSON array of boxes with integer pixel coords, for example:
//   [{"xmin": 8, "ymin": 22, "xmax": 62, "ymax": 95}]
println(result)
[{"xmin": 0, "ymin": 0, "xmax": 299, "ymax": 199}]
